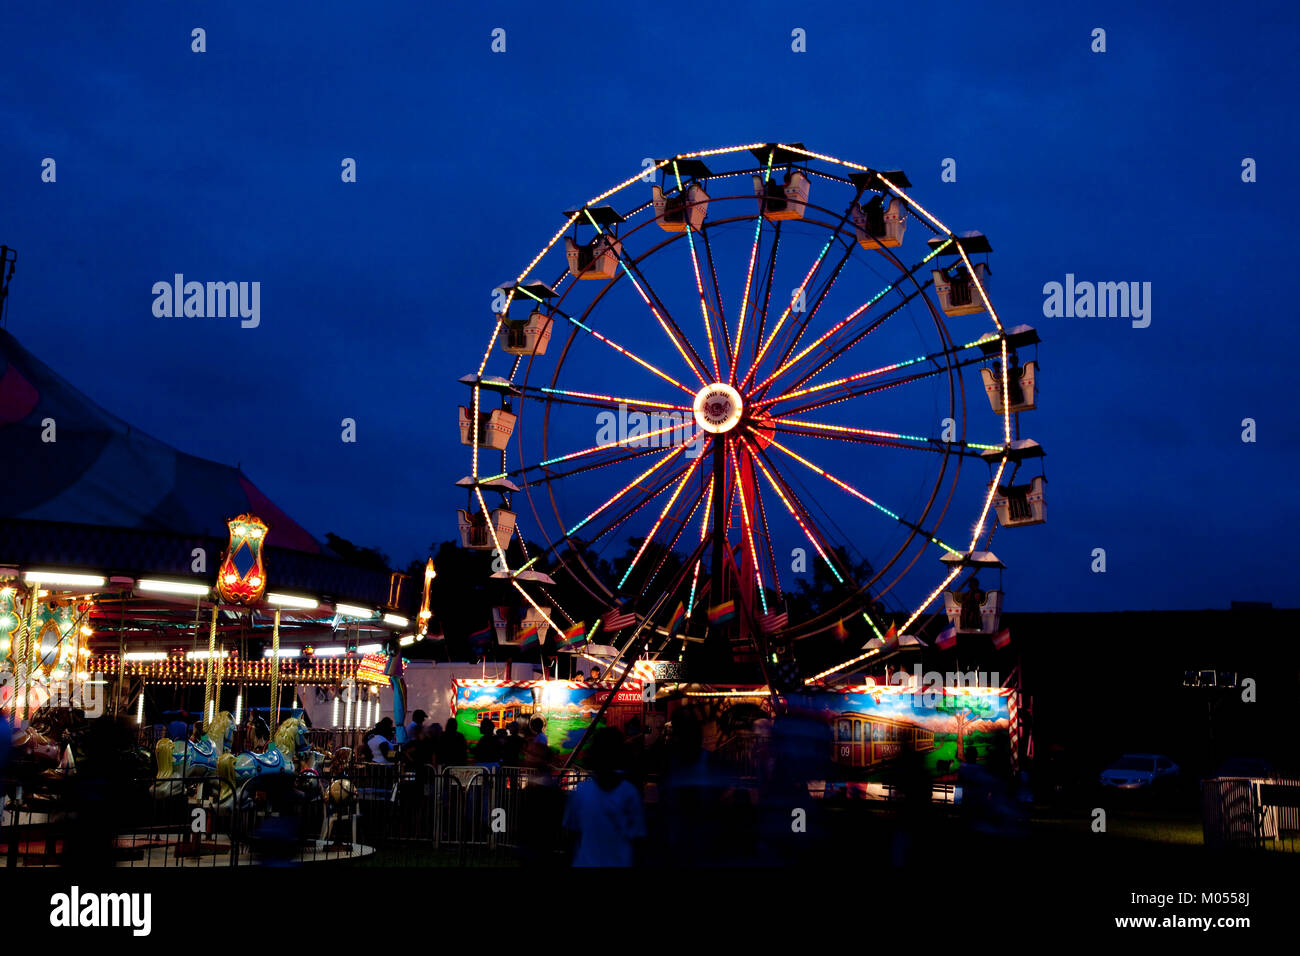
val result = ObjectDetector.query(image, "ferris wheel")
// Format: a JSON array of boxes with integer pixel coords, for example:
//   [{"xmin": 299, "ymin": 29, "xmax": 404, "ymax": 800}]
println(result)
[{"xmin": 456, "ymin": 143, "xmax": 1045, "ymax": 680}]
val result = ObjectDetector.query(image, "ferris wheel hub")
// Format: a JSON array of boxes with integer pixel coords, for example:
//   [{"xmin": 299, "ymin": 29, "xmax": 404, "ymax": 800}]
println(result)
[{"xmin": 692, "ymin": 383, "xmax": 744, "ymax": 435}]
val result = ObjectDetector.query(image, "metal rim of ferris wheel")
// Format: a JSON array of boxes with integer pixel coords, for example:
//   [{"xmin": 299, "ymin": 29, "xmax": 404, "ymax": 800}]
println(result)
[{"xmin": 456, "ymin": 142, "xmax": 1045, "ymax": 678}]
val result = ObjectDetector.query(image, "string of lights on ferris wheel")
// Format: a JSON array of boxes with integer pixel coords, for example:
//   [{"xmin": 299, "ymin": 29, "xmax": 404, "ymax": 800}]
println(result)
[{"xmin": 458, "ymin": 142, "xmax": 1032, "ymax": 669}]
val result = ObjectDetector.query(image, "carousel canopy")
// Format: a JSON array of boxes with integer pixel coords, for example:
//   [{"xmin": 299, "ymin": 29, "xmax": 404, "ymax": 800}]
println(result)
[
  {"xmin": 0, "ymin": 329, "xmax": 317, "ymax": 550},
  {"xmin": 0, "ymin": 329, "xmax": 396, "ymax": 619}
]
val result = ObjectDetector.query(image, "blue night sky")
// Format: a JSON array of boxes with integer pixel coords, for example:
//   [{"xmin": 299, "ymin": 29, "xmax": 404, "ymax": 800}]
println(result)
[{"xmin": 2, "ymin": 1, "xmax": 1297, "ymax": 613}]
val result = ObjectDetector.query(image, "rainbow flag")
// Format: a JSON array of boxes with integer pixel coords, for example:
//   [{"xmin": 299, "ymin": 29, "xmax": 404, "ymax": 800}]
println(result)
[
  {"xmin": 708, "ymin": 600, "xmax": 736, "ymax": 626},
  {"xmin": 883, "ymin": 622, "xmax": 898, "ymax": 648},
  {"xmin": 518, "ymin": 621, "xmax": 542, "ymax": 648},
  {"xmin": 666, "ymin": 602, "xmax": 686, "ymax": 639},
  {"xmin": 560, "ymin": 622, "xmax": 587, "ymax": 649}
]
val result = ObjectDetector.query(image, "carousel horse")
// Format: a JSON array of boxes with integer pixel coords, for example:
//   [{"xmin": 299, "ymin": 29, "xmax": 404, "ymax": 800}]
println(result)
[
  {"xmin": 274, "ymin": 717, "xmax": 330, "ymax": 775},
  {"xmin": 163, "ymin": 710, "xmax": 236, "ymax": 778},
  {"xmin": 11, "ymin": 725, "xmax": 62, "ymax": 767},
  {"xmin": 231, "ymin": 717, "xmax": 298, "ymax": 782},
  {"xmin": 213, "ymin": 753, "xmax": 238, "ymax": 810},
  {"xmin": 151, "ymin": 738, "xmax": 188, "ymax": 798}
]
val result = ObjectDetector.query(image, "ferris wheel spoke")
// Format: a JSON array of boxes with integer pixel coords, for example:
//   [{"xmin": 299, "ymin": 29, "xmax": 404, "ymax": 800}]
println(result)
[
  {"xmin": 577, "ymin": 453, "xmax": 698, "ymax": 553},
  {"xmin": 535, "ymin": 451, "xmax": 699, "ymax": 588},
  {"xmin": 759, "ymin": 280, "xmax": 938, "ymax": 402},
  {"xmin": 684, "ymin": 225, "xmax": 722, "ymax": 381},
  {"xmin": 730, "ymin": 149, "xmax": 777, "ymax": 384},
  {"xmin": 757, "ymin": 337, "xmax": 988, "ymax": 413},
  {"xmin": 771, "ymin": 420, "xmax": 1000, "ymax": 458},
  {"xmin": 560, "ymin": 443, "xmax": 693, "ymax": 540},
  {"xmin": 517, "ymin": 385, "xmax": 690, "ymax": 415},
  {"xmin": 617, "ymin": 448, "xmax": 709, "ymax": 591},
  {"xmin": 746, "ymin": 236, "xmax": 856, "ymax": 396},
  {"xmin": 727, "ymin": 440, "xmax": 769, "ymax": 614},
  {"xmin": 640, "ymin": 478, "xmax": 710, "ymax": 608},
  {"xmin": 747, "ymin": 219, "xmax": 782, "ymax": 385},
  {"xmin": 578, "ymin": 207, "xmax": 711, "ymax": 387},
  {"xmin": 686, "ymin": 474, "xmax": 715, "ymax": 615},
  {"xmin": 753, "ymin": 429, "xmax": 962, "ymax": 555},
  {"xmin": 750, "ymin": 459, "xmax": 783, "ymax": 602},
  {"xmin": 775, "ymin": 367, "xmax": 948, "ymax": 417},
  {"xmin": 753, "ymin": 240, "xmax": 952, "ymax": 398},
  {"xmin": 547, "ymin": 300, "xmax": 696, "ymax": 397},
  {"xmin": 495, "ymin": 443, "xmax": 668, "ymax": 492},
  {"xmin": 665, "ymin": 161, "xmax": 724, "ymax": 383},
  {"xmin": 739, "ymin": 434, "xmax": 851, "ymax": 587},
  {"xmin": 611, "ymin": 248, "xmax": 713, "ymax": 388},
  {"xmin": 701, "ymin": 227, "xmax": 733, "ymax": 372},
  {"xmin": 742, "ymin": 211, "xmax": 857, "ymax": 393},
  {"xmin": 519, "ymin": 422, "xmax": 698, "ymax": 477}
]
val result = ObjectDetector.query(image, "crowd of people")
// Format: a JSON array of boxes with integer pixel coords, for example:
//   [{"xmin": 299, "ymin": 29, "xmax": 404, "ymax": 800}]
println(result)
[{"xmin": 357, "ymin": 710, "xmax": 564, "ymax": 772}]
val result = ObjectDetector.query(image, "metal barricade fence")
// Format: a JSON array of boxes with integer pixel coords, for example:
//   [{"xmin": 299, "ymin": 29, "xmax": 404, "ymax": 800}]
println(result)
[
  {"xmin": 3, "ymin": 772, "xmax": 242, "ymax": 868},
  {"xmin": 1203, "ymin": 774, "xmax": 1300, "ymax": 852},
  {"xmin": 4, "ymin": 761, "xmax": 591, "ymax": 868}
]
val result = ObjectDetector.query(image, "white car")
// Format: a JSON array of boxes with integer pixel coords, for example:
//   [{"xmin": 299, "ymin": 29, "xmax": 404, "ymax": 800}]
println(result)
[{"xmin": 1099, "ymin": 754, "xmax": 1179, "ymax": 790}]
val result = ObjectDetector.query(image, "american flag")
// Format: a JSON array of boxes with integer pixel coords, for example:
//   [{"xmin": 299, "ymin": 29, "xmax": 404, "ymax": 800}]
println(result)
[
  {"xmin": 759, "ymin": 610, "xmax": 789, "ymax": 633},
  {"xmin": 602, "ymin": 607, "xmax": 638, "ymax": 631},
  {"xmin": 992, "ymin": 626, "xmax": 1011, "ymax": 649},
  {"xmin": 935, "ymin": 624, "xmax": 957, "ymax": 649}
]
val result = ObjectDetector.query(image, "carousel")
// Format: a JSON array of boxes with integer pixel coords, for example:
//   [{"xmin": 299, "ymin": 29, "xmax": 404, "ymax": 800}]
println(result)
[
  {"xmin": 0, "ymin": 324, "xmax": 418, "ymax": 865},
  {"xmin": 0, "ymin": 512, "xmax": 424, "ymax": 866}
]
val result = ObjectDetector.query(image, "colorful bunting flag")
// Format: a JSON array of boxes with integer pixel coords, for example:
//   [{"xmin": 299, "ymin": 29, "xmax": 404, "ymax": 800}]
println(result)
[
  {"xmin": 518, "ymin": 620, "xmax": 542, "ymax": 648},
  {"xmin": 707, "ymin": 600, "xmax": 736, "ymax": 626},
  {"xmin": 666, "ymin": 602, "xmax": 686, "ymax": 639},
  {"xmin": 559, "ymin": 622, "xmax": 588, "ymax": 649}
]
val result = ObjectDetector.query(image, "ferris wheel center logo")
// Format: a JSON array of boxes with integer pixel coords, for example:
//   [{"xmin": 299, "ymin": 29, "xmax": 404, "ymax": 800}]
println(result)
[{"xmin": 693, "ymin": 383, "xmax": 743, "ymax": 434}]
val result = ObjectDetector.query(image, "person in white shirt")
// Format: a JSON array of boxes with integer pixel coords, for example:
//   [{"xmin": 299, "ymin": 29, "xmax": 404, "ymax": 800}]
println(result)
[
  {"xmin": 367, "ymin": 718, "xmax": 395, "ymax": 764},
  {"xmin": 562, "ymin": 727, "xmax": 646, "ymax": 867}
]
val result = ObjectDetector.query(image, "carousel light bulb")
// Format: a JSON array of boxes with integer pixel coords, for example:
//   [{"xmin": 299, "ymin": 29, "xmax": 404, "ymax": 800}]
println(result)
[
  {"xmin": 137, "ymin": 578, "xmax": 210, "ymax": 597},
  {"xmin": 24, "ymin": 571, "xmax": 105, "ymax": 588}
]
